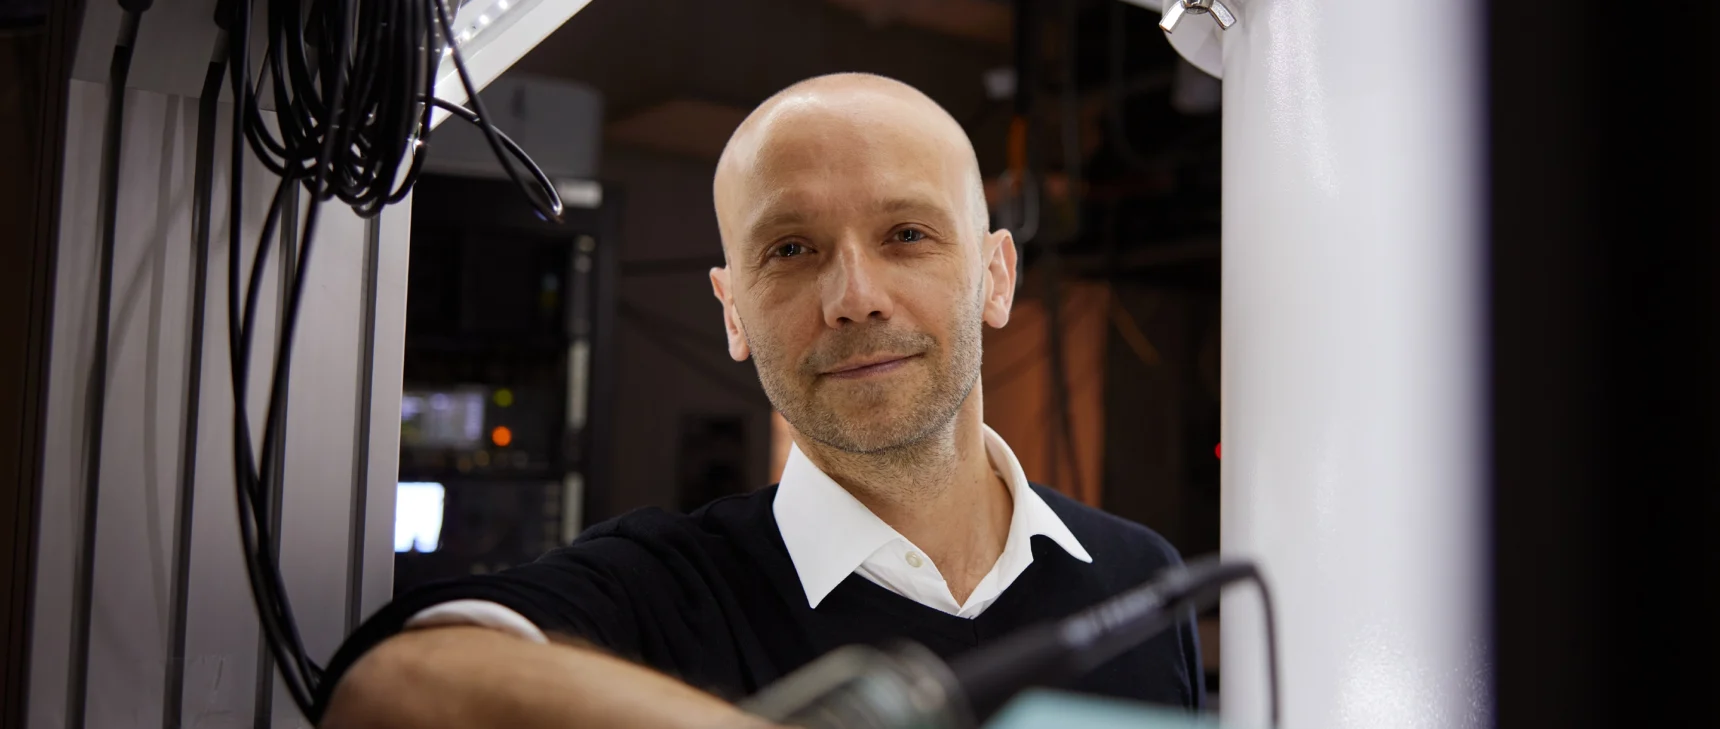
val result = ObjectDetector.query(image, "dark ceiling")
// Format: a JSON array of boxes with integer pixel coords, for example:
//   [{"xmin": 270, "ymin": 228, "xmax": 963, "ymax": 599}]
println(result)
[{"xmin": 514, "ymin": 0, "xmax": 1220, "ymax": 280}]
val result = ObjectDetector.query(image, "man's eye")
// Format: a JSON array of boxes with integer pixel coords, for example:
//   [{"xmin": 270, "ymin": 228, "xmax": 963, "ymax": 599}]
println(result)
[
  {"xmin": 772, "ymin": 242, "xmax": 808, "ymax": 258},
  {"xmin": 894, "ymin": 228, "xmax": 926, "ymax": 243}
]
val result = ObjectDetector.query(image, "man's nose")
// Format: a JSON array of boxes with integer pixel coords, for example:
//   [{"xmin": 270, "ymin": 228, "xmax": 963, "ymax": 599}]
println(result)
[{"xmin": 820, "ymin": 244, "xmax": 893, "ymax": 328}]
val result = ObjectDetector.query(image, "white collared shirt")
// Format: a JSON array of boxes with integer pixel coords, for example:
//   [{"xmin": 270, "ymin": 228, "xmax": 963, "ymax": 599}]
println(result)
[
  {"xmin": 404, "ymin": 426, "xmax": 1089, "ymax": 640},
  {"xmin": 773, "ymin": 425, "xmax": 1091, "ymax": 618}
]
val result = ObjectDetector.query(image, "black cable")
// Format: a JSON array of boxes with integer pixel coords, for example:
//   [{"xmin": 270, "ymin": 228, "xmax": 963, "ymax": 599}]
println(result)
[
  {"xmin": 66, "ymin": 10, "xmax": 143, "ymax": 728},
  {"xmin": 162, "ymin": 39, "xmax": 228, "ymax": 729},
  {"xmin": 746, "ymin": 557, "xmax": 1283, "ymax": 728},
  {"xmin": 252, "ymin": 179, "xmax": 304, "ymax": 729},
  {"xmin": 949, "ymin": 558, "xmax": 1282, "ymax": 726},
  {"xmin": 430, "ymin": 0, "xmax": 562, "ymax": 221},
  {"xmin": 228, "ymin": 174, "xmax": 320, "ymax": 716},
  {"xmin": 224, "ymin": 0, "xmax": 321, "ymax": 714},
  {"xmin": 1250, "ymin": 570, "xmax": 1283, "ymax": 727},
  {"xmin": 428, "ymin": 97, "xmax": 560, "ymax": 207},
  {"xmin": 212, "ymin": 1, "xmax": 568, "ymax": 721}
]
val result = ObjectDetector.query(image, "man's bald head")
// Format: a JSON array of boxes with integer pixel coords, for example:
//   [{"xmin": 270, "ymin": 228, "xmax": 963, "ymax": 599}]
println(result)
[
  {"xmin": 713, "ymin": 73, "xmax": 989, "ymax": 261},
  {"xmin": 705, "ymin": 73, "xmax": 1017, "ymax": 457}
]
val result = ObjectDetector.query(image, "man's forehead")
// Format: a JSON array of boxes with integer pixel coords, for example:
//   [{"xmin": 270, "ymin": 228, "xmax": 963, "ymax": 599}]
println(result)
[
  {"xmin": 733, "ymin": 138, "xmax": 965, "ymax": 225},
  {"xmin": 729, "ymin": 115, "xmax": 962, "ymax": 194},
  {"xmin": 715, "ymin": 76, "xmax": 983, "ymax": 251},
  {"xmin": 740, "ymin": 184, "xmax": 958, "ymax": 231}
]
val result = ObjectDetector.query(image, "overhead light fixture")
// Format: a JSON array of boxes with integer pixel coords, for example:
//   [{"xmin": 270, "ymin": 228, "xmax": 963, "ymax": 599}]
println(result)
[{"xmin": 431, "ymin": 0, "xmax": 597, "ymax": 129}]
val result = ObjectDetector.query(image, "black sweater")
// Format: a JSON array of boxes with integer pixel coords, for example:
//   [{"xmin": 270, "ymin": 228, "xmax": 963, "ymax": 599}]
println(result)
[{"xmin": 318, "ymin": 484, "xmax": 1204, "ymax": 714}]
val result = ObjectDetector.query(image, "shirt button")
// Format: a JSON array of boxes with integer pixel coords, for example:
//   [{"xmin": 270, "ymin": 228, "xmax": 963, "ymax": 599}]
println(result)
[{"xmin": 904, "ymin": 552, "xmax": 924, "ymax": 569}]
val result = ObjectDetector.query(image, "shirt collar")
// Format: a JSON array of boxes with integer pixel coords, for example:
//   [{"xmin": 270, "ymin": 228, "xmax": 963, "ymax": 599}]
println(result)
[{"xmin": 772, "ymin": 425, "xmax": 1092, "ymax": 609}]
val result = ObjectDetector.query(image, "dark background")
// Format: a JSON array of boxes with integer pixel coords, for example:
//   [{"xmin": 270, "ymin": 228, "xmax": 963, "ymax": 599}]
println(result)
[{"xmin": 1, "ymin": 1, "xmax": 1715, "ymax": 727}]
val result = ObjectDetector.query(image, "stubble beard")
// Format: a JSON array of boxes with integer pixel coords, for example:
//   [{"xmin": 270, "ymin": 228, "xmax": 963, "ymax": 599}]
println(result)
[{"xmin": 749, "ymin": 288, "xmax": 986, "ymax": 459}]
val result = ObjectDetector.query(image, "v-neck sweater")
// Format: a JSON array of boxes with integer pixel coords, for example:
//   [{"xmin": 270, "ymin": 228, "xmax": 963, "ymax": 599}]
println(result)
[{"xmin": 317, "ymin": 484, "xmax": 1204, "ymax": 713}]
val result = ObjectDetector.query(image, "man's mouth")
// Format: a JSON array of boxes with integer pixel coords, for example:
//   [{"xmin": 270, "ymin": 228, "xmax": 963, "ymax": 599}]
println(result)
[{"xmin": 820, "ymin": 353, "xmax": 920, "ymax": 379}]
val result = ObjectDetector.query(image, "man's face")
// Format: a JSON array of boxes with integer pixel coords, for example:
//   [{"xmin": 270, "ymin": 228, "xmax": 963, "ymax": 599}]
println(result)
[{"xmin": 711, "ymin": 95, "xmax": 1014, "ymax": 454}]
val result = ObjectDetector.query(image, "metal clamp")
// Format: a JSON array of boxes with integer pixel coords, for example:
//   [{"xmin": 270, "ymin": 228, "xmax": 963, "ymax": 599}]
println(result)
[{"xmin": 1160, "ymin": 0, "xmax": 1237, "ymax": 33}]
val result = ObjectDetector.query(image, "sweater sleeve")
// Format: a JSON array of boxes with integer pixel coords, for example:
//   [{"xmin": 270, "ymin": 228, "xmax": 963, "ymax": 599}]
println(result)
[{"xmin": 313, "ymin": 534, "xmax": 679, "ymax": 715}]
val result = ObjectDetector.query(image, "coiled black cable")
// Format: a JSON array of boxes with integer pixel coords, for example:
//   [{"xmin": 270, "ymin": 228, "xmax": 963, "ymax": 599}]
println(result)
[{"xmin": 216, "ymin": 0, "xmax": 564, "ymax": 720}]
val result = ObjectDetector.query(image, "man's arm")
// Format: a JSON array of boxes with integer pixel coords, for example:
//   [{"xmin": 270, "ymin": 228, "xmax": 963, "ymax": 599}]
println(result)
[{"xmin": 320, "ymin": 625, "xmax": 767, "ymax": 729}]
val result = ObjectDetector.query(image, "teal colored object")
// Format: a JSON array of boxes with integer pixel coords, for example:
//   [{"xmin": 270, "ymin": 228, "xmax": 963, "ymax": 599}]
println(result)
[{"xmin": 985, "ymin": 689, "xmax": 1239, "ymax": 729}]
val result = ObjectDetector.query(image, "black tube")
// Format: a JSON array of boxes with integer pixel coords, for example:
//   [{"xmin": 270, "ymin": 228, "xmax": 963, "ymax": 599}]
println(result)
[
  {"xmin": 252, "ymin": 178, "xmax": 299, "ymax": 729},
  {"xmin": 162, "ymin": 43, "xmax": 227, "ymax": 729},
  {"xmin": 429, "ymin": 0, "xmax": 563, "ymax": 221},
  {"xmin": 946, "ymin": 623, "xmax": 1078, "ymax": 722},
  {"xmin": 66, "ymin": 11, "xmax": 142, "ymax": 729},
  {"xmin": 948, "ymin": 558, "xmax": 1280, "ymax": 726}
]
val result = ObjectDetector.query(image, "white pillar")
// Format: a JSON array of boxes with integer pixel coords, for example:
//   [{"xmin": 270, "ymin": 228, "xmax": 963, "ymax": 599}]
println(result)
[{"xmin": 1217, "ymin": 1, "xmax": 1489, "ymax": 727}]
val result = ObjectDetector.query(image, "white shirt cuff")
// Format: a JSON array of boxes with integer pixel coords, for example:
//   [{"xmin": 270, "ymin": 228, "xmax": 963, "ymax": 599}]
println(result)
[{"xmin": 404, "ymin": 599, "xmax": 549, "ymax": 645}]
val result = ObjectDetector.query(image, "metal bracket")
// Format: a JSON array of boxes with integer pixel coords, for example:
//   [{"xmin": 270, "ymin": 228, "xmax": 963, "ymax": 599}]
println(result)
[{"xmin": 1160, "ymin": 0, "xmax": 1238, "ymax": 33}]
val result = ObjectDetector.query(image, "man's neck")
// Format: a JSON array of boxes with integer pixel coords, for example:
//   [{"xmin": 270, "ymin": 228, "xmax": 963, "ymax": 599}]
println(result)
[{"xmin": 794, "ymin": 396, "xmax": 1013, "ymax": 604}]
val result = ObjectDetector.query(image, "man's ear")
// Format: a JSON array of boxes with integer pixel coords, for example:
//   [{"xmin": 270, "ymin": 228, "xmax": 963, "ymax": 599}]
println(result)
[
  {"xmin": 710, "ymin": 266, "xmax": 751, "ymax": 362},
  {"xmin": 981, "ymin": 229, "xmax": 1017, "ymax": 329}
]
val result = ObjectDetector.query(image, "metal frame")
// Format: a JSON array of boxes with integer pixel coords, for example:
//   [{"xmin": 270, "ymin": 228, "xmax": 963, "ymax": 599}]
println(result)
[{"xmin": 0, "ymin": 3, "xmax": 80, "ymax": 727}]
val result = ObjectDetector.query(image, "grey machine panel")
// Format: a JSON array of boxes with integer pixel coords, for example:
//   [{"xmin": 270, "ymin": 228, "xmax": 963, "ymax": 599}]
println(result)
[{"xmin": 33, "ymin": 50, "xmax": 407, "ymax": 729}]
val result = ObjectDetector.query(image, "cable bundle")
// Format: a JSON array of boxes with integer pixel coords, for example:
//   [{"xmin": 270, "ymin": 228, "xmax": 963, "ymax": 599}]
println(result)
[{"xmin": 217, "ymin": 0, "xmax": 562, "ymax": 719}]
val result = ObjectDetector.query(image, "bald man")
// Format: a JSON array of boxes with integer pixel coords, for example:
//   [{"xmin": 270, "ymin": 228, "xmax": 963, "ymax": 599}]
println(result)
[{"xmin": 320, "ymin": 74, "xmax": 1202, "ymax": 729}]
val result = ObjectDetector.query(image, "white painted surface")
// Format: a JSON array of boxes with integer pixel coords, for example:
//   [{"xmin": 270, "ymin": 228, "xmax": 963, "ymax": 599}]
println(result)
[
  {"xmin": 31, "ymin": 79, "xmax": 410, "ymax": 729},
  {"xmin": 359, "ymin": 198, "xmax": 412, "ymax": 630},
  {"xmin": 30, "ymin": 83, "xmax": 198, "ymax": 729},
  {"xmin": 1217, "ymin": 1, "xmax": 1490, "ymax": 728},
  {"xmin": 71, "ymin": 0, "xmax": 222, "ymax": 94}
]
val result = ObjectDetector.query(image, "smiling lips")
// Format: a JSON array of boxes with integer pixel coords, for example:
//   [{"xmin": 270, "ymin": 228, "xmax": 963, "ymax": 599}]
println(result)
[{"xmin": 820, "ymin": 353, "xmax": 920, "ymax": 380}]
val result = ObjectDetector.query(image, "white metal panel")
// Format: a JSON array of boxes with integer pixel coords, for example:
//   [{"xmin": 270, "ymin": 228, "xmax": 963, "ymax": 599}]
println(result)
[
  {"xmin": 1218, "ymin": 1, "xmax": 1490, "ymax": 728},
  {"xmin": 266, "ymin": 180, "xmax": 371, "ymax": 729},
  {"xmin": 174, "ymin": 98, "xmax": 319, "ymax": 729},
  {"xmin": 32, "ymin": 81, "xmax": 412, "ymax": 729},
  {"xmin": 30, "ymin": 81, "xmax": 198, "ymax": 729},
  {"xmin": 357, "ymin": 198, "xmax": 412, "ymax": 628},
  {"xmin": 31, "ymin": 81, "xmax": 276, "ymax": 729}
]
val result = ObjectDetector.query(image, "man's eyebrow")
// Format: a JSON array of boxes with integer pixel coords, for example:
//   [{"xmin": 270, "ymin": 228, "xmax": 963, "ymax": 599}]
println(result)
[
  {"xmin": 745, "ymin": 208, "xmax": 808, "ymax": 242},
  {"xmin": 742, "ymin": 196, "xmax": 955, "ymax": 243},
  {"xmin": 878, "ymin": 197, "xmax": 950, "ymax": 218}
]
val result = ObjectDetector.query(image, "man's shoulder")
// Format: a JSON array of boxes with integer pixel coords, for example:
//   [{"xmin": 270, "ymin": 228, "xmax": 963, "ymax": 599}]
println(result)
[
  {"xmin": 574, "ymin": 485, "xmax": 781, "ymax": 547},
  {"xmin": 1029, "ymin": 483, "xmax": 1185, "ymax": 575}
]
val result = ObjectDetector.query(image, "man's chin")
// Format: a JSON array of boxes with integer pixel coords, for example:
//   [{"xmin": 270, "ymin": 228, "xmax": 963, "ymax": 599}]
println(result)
[
  {"xmin": 806, "ymin": 407, "xmax": 950, "ymax": 454},
  {"xmin": 810, "ymin": 429, "xmax": 917, "ymax": 455}
]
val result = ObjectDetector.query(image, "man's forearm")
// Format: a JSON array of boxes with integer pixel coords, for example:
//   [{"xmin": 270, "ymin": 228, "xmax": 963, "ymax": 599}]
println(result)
[{"xmin": 321, "ymin": 626, "xmax": 765, "ymax": 729}]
